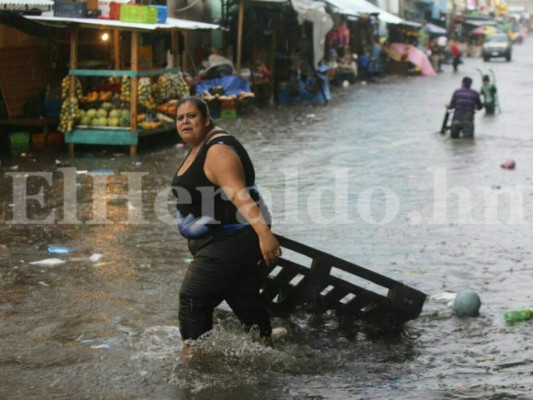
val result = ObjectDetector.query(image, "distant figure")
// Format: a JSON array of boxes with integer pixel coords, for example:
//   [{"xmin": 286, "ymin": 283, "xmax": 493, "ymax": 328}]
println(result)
[
  {"xmin": 369, "ymin": 39, "xmax": 382, "ymax": 80},
  {"xmin": 199, "ymin": 47, "xmax": 235, "ymax": 80},
  {"xmin": 358, "ymin": 52, "xmax": 369, "ymax": 82},
  {"xmin": 446, "ymin": 76, "xmax": 483, "ymax": 138},
  {"xmin": 331, "ymin": 52, "xmax": 357, "ymax": 86},
  {"xmin": 480, "ymin": 74, "xmax": 497, "ymax": 115},
  {"xmin": 449, "ymin": 41, "xmax": 462, "ymax": 72}
]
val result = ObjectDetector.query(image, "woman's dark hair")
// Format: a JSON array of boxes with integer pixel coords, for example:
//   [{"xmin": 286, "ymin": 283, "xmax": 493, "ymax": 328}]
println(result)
[{"xmin": 176, "ymin": 96, "xmax": 214, "ymax": 129}]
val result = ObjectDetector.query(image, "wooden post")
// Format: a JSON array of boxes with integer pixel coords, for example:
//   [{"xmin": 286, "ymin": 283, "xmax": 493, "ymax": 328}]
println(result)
[
  {"xmin": 269, "ymin": 14, "xmax": 277, "ymax": 104},
  {"xmin": 68, "ymin": 26, "xmax": 79, "ymax": 156},
  {"xmin": 171, "ymin": 29, "xmax": 179, "ymax": 68},
  {"xmin": 182, "ymin": 0, "xmax": 189, "ymax": 72},
  {"xmin": 236, "ymin": 0, "xmax": 244, "ymax": 73},
  {"xmin": 182, "ymin": 30, "xmax": 189, "ymax": 72},
  {"xmin": 113, "ymin": 29, "xmax": 120, "ymax": 70},
  {"xmin": 130, "ymin": 30, "xmax": 138, "ymax": 157}
]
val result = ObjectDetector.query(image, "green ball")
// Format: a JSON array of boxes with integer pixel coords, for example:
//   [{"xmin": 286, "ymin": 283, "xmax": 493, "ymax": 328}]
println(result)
[{"xmin": 453, "ymin": 290, "xmax": 481, "ymax": 316}]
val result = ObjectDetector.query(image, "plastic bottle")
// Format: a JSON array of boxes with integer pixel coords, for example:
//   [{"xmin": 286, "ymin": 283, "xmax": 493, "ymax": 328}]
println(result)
[{"xmin": 503, "ymin": 309, "xmax": 533, "ymax": 322}]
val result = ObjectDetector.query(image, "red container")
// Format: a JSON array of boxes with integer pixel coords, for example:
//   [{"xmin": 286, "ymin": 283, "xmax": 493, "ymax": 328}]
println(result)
[
  {"xmin": 48, "ymin": 132, "xmax": 64, "ymax": 149},
  {"xmin": 109, "ymin": 2, "xmax": 121, "ymax": 20}
]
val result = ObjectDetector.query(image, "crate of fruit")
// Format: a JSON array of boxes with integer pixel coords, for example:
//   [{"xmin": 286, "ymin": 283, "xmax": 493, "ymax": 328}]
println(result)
[{"xmin": 119, "ymin": 4, "xmax": 157, "ymax": 24}]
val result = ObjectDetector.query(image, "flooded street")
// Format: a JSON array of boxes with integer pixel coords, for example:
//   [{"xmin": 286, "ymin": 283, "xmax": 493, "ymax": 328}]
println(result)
[{"xmin": 1, "ymin": 39, "xmax": 533, "ymax": 400}]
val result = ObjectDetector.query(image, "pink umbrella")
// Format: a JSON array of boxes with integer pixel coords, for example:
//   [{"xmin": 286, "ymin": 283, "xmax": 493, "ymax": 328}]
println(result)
[
  {"xmin": 472, "ymin": 26, "xmax": 498, "ymax": 36},
  {"xmin": 389, "ymin": 43, "xmax": 436, "ymax": 76}
]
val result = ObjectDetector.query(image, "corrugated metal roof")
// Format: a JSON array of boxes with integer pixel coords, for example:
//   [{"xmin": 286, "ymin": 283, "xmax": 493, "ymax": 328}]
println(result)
[
  {"xmin": 1, "ymin": 0, "xmax": 52, "ymax": 8},
  {"xmin": 324, "ymin": 0, "xmax": 403, "ymax": 24},
  {"xmin": 26, "ymin": 12, "xmax": 220, "ymax": 31}
]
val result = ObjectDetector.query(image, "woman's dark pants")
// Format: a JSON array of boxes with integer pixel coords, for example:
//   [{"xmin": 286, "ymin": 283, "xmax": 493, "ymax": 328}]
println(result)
[{"xmin": 179, "ymin": 227, "xmax": 272, "ymax": 341}]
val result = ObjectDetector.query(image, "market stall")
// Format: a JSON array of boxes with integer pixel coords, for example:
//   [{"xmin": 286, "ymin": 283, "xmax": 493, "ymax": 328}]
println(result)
[{"xmin": 26, "ymin": 13, "xmax": 219, "ymax": 156}]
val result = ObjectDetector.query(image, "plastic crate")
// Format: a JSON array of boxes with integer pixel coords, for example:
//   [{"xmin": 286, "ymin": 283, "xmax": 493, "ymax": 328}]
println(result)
[
  {"xmin": 153, "ymin": 5, "xmax": 167, "ymax": 23},
  {"xmin": 220, "ymin": 109, "xmax": 237, "ymax": 119},
  {"xmin": 119, "ymin": 4, "xmax": 157, "ymax": 24},
  {"xmin": 54, "ymin": 1, "xmax": 88, "ymax": 18}
]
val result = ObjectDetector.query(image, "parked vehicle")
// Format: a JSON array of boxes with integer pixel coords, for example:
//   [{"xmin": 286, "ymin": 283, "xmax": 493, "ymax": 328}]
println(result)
[{"xmin": 482, "ymin": 34, "xmax": 512, "ymax": 62}]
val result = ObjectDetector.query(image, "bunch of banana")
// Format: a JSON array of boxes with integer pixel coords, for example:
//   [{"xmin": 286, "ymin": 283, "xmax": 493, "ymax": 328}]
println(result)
[
  {"xmin": 138, "ymin": 77, "xmax": 155, "ymax": 110},
  {"xmin": 58, "ymin": 97, "xmax": 79, "ymax": 133},
  {"xmin": 140, "ymin": 120, "xmax": 162, "ymax": 130},
  {"xmin": 158, "ymin": 74, "xmax": 173, "ymax": 101},
  {"xmin": 151, "ymin": 83, "xmax": 164, "ymax": 104},
  {"xmin": 120, "ymin": 75, "xmax": 131, "ymax": 101},
  {"xmin": 168, "ymin": 72, "xmax": 189, "ymax": 99},
  {"xmin": 61, "ymin": 76, "xmax": 83, "ymax": 100}
]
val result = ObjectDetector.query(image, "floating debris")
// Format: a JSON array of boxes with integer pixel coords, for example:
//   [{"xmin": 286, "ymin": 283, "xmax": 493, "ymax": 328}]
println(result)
[
  {"xmin": 90, "ymin": 343, "xmax": 112, "ymax": 350},
  {"xmin": 501, "ymin": 160, "xmax": 516, "ymax": 170},
  {"xmin": 47, "ymin": 245, "xmax": 72, "ymax": 254},
  {"xmin": 29, "ymin": 258, "xmax": 66, "ymax": 266}
]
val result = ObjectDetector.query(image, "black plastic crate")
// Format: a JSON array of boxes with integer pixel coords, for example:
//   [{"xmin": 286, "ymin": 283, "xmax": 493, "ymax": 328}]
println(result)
[
  {"xmin": 261, "ymin": 235, "xmax": 427, "ymax": 328},
  {"xmin": 54, "ymin": 1, "xmax": 88, "ymax": 18}
]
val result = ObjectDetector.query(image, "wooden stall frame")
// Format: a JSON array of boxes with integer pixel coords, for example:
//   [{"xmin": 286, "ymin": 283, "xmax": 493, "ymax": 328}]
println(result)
[{"xmin": 65, "ymin": 26, "xmax": 185, "ymax": 157}]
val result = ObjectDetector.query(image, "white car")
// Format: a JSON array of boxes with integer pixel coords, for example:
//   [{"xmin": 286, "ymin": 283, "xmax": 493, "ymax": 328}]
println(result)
[{"xmin": 482, "ymin": 34, "xmax": 512, "ymax": 62}]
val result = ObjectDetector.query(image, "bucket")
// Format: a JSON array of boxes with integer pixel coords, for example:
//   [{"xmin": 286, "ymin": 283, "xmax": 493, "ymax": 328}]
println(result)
[
  {"xmin": 48, "ymin": 131, "xmax": 64, "ymax": 149},
  {"xmin": 10, "ymin": 132, "xmax": 31, "ymax": 146},
  {"xmin": 32, "ymin": 133, "xmax": 46, "ymax": 150}
]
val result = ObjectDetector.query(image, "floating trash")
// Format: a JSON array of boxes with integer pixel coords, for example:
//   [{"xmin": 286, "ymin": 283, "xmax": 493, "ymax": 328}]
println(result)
[
  {"xmin": 90, "ymin": 169, "xmax": 115, "ymax": 176},
  {"xmin": 89, "ymin": 253, "xmax": 103, "ymax": 262},
  {"xmin": 501, "ymin": 160, "xmax": 516, "ymax": 170},
  {"xmin": 90, "ymin": 343, "xmax": 112, "ymax": 350},
  {"xmin": 29, "ymin": 258, "xmax": 66, "ymax": 266},
  {"xmin": 453, "ymin": 289, "xmax": 482, "ymax": 317},
  {"xmin": 47, "ymin": 245, "xmax": 72, "ymax": 254}
]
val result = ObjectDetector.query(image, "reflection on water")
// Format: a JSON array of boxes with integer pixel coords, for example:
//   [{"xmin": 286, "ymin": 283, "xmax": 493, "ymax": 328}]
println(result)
[{"xmin": 1, "ymin": 42, "xmax": 533, "ymax": 399}]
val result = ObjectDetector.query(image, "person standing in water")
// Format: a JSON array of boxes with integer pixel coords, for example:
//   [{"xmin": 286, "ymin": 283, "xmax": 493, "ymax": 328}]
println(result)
[
  {"xmin": 480, "ymin": 74, "xmax": 498, "ymax": 115},
  {"xmin": 446, "ymin": 76, "xmax": 483, "ymax": 138},
  {"xmin": 171, "ymin": 96, "xmax": 285, "ymax": 359}
]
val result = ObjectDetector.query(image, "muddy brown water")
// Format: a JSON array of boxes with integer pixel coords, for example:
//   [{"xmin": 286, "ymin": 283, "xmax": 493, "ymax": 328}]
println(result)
[{"xmin": 1, "ymin": 40, "xmax": 533, "ymax": 399}]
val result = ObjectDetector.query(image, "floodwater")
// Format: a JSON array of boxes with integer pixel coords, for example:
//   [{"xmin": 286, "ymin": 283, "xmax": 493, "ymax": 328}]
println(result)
[{"xmin": 1, "ymin": 40, "xmax": 533, "ymax": 400}]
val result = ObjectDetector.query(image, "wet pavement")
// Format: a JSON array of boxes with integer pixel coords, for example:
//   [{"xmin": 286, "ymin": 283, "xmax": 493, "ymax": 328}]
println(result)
[{"xmin": 1, "ymin": 39, "xmax": 533, "ymax": 400}]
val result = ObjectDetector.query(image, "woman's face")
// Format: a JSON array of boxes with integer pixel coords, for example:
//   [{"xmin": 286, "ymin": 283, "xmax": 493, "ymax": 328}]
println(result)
[{"xmin": 176, "ymin": 102, "xmax": 211, "ymax": 145}]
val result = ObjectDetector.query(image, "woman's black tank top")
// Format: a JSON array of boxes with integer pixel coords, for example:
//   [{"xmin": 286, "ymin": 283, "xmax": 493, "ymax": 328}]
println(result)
[{"xmin": 171, "ymin": 129, "xmax": 269, "ymax": 239}]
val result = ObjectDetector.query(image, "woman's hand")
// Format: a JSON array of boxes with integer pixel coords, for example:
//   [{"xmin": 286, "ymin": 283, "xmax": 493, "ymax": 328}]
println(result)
[{"xmin": 258, "ymin": 231, "xmax": 282, "ymax": 267}]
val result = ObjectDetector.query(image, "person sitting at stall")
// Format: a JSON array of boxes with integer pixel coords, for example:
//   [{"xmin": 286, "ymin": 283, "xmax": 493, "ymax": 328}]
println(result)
[
  {"xmin": 198, "ymin": 47, "xmax": 235, "ymax": 80},
  {"xmin": 330, "ymin": 52, "xmax": 357, "ymax": 87}
]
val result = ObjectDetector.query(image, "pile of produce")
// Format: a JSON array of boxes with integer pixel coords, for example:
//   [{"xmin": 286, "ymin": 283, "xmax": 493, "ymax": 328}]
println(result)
[
  {"xmin": 59, "ymin": 73, "xmax": 184, "ymax": 131},
  {"xmin": 58, "ymin": 76, "xmax": 82, "ymax": 132},
  {"xmin": 152, "ymin": 72, "xmax": 189, "ymax": 105},
  {"xmin": 61, "ymin": 76, "xmax": 83, "ymax": 100},
  {"xmin": 58, "ymin": 97, "xmax": 79, "ymax": 132},
  {"xmin": 120, "ymin": 75, "xmax": 131, "ymax": 102},
  {"xmin": 78, "ymin": 105, "xmax": 131, "ymax": 128}
]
